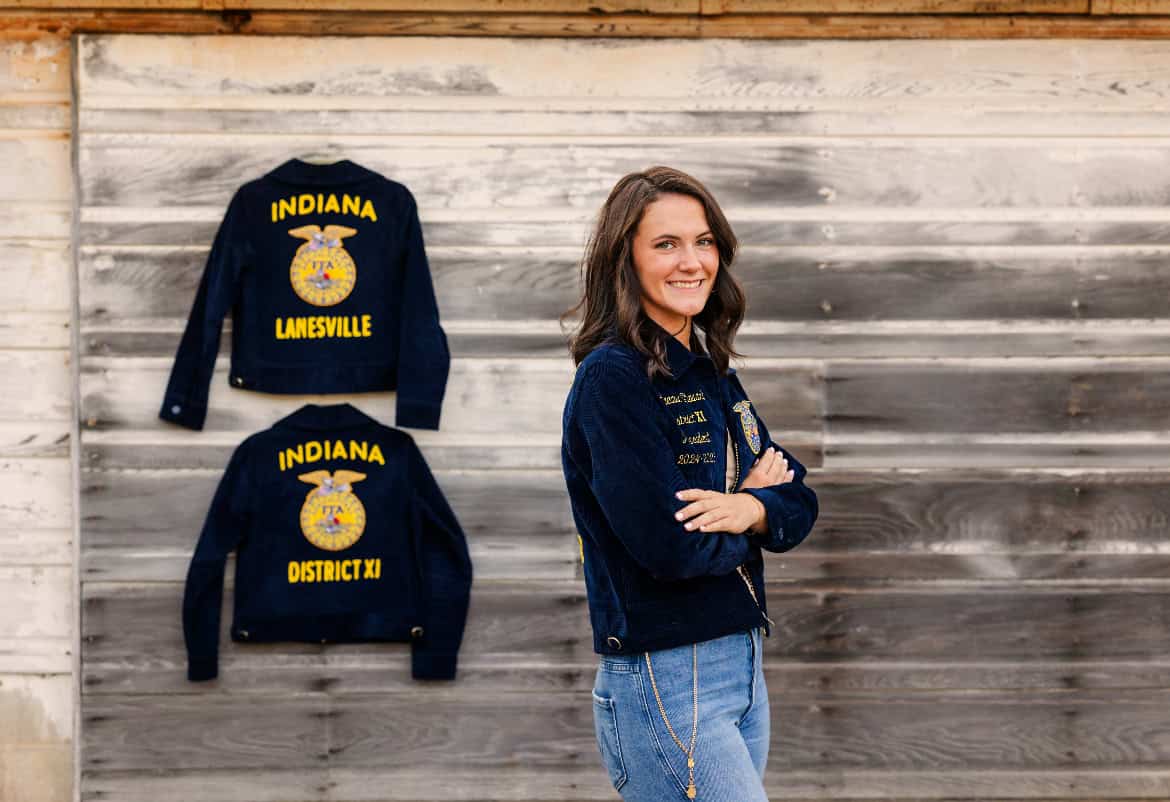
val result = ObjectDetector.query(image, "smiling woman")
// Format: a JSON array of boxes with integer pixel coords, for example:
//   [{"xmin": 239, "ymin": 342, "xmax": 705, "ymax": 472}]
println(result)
[{"xmin": 560, "ymin": 167, "xmax": 819, "ymax": 801}]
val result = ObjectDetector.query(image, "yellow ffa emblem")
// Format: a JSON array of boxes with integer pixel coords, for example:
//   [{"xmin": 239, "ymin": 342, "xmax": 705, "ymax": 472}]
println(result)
[
  {"xmin": 297, "ymin": 470, "xmax": 367, "ymax": 551},
  {"xmin": 732, "ymin": 400, "xmax": 762, "ymax": 456},
  {"xmin": 288, "ymin": 224, "xmax": 358, "ymax": 307}
]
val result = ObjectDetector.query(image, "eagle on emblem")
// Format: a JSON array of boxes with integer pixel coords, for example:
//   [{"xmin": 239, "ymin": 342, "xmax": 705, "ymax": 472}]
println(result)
[{"xmin": 732, "ymin": 400, "xmax": 761, "ymax": 456}]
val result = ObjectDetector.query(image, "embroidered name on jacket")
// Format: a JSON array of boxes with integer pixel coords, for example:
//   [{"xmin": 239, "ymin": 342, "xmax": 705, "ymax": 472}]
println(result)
[
  {"xmin": 662, "ymin": 389, "xmax": 715, "ymax": 466},
  {"xmin": 288, "ymin": 557, "xmax": 383, "ymax": 584},
  {"xmin": 278, "ymin": 439, "xmax": 386, "ymax": 471},
  {"xmin": 275, "ymin": 314, "xmax": 373, "ymax": 340},
  {"xmin": 270, "ymin": 192, "xmax": 378, "ymax": 223}
]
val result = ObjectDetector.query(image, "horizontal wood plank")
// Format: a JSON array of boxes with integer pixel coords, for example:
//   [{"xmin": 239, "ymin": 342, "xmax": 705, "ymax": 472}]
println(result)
[
  {"xmin": 79, "ymin": 244, "xmax": 1170, "ymax": 322},
  {"xmin": 83, "ymin": 581, "xmax": 1170, "ymax": 672},
  {"xmin": 78, "ymin": 142, "xmax": 1170, "ymax": 210},
  {"xmin": 77, "ymin": 36, "xmax": 1170, "ymax": 103},
  {"xmin": 80, "ymin": 321, "xmax": 1170, "ymax": 361},
  {"xmin": 79, "ymin": 467, "xmax": 1170, "ymax": 551},
  {"xmin": 14, "ymin": 11, "xmax": 1170, "ymax": 38},
  {"xmin": 5, "ymin": 241, "xmax": 73, "ymax": 314},
  {"xmin": 75, "ymin": 214, "xmax": 1170, "ymax": 249},
  {"xmin": 82, "ymin": 654, "xmax": 1170, "ymax": 696},
  {"xmin": 826, "ymin": 360, "xmax": 1170, "ymax": 435},
  {"xmin": 77, "ymin": 357, "xmax": 823, "ymax": 434},
  {"xmin": 0, "ymin": 350, "xmax": 73, "ymax": 422},
  {"xmin": 79, "ymin": 687, "xmax": 1170, "ymax": 774},
  {"xmin": 78, "ymin": 106, "xmax": 1170, "ymax": 137},
  {"xmin": 72, "ymin": 767, "xmax": 1170, "ymax": 802},
  {"xmin": 1, "ymin": 458, "xmax": 73, "ymax": 530}
]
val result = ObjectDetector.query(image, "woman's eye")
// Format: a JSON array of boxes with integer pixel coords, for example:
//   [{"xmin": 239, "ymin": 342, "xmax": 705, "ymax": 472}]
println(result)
[
  {"xmin": 655, "ymin": 241, "xmax": 675, "ymax": 249},
  {"xmin": 698, "ymin": 237, "xmax": 715, "ymax": 246}
]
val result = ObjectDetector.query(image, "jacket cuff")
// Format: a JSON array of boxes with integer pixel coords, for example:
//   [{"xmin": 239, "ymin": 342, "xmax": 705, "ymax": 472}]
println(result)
[
  {"xmin": 396, "ymin": 398, "xmax": 441, "ymax": 430},
  {"xmin": 740, "ymin": 488, "xmax": 789, "ymax": 552},
  {"xmin": 160, "ymin": 397, "xmax": 207, "ymax": 431},
  {"xmin": 187, "ymin": 656, "xmax": 218, "ymax": 682},
  {"xmin": 411, "ymin": 651, "xmax": 457, "ymax": 680}
]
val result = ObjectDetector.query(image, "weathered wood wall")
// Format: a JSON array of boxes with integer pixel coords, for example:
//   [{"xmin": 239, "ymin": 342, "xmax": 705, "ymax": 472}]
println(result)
[
  {"xmin": 10, "ymin": 3, "xmax": 1170, "ymax": 39},
  {"xmin": 0, "ymin": 35, "xmax": 74, "ymax": 802},
  {"xmin": 65, "ymin": 32, "xmax": 1170, "ymax": 802}
]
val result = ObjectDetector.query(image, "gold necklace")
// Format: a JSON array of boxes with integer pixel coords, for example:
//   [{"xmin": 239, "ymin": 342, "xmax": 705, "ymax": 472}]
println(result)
[{"xmin": 644, "ymin": 644, "xmax": 699, "ymax": 799}]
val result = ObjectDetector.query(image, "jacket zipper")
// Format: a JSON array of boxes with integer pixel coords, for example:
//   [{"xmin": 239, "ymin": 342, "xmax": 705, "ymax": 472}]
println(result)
[{"xmin": 728, "ymin": 424, "xmax": 775, "ymax": 634}]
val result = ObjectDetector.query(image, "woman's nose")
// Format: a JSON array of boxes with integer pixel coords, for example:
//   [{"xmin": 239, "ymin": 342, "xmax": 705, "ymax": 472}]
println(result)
[{"xmin": 677, "ymin": 246, "xmax": 703, "ymax": 270}]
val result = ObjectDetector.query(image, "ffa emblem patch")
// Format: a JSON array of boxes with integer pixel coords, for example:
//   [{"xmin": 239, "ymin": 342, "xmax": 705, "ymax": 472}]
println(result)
[
  {"xmin": 733, "ymin": 400, "xmax": 761, "ymax": 456},
  {"xmin": 288, "ymin": 224, "xmax": 358, "ymax": 307},
  {"xmin": 297, "ymin": 470, "xmax": 367, "ymax": 551}
]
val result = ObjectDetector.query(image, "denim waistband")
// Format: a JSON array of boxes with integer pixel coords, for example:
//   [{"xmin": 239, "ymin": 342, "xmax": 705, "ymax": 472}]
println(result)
[{"xmin": 598, "ymin": 627, "xmax": 759, "ymax": 674}]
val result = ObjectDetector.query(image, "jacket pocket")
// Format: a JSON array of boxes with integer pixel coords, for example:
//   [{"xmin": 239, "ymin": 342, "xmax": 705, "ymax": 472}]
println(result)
[{"xmin": 592, "ymin": 691, "xmax": 628, "ymax": 791}]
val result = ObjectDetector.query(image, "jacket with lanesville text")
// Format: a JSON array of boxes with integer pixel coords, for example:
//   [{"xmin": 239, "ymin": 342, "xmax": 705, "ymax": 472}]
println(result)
[{"xmin": 160, "ymin": 158, "xmax": 449, "ymax": 431}]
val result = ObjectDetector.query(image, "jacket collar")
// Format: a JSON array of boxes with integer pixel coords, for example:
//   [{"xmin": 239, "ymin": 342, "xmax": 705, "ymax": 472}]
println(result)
[
  {"xmin": 660, "ymin": 322, "xmax": 707, "ymax": 376},
  {"xmin": 275, "ymin": 403, "xmax": 377, "ymax": 432},
  {"xmin": 606, "ymin": 319, "xmax": 713, "ymax": 377},
  {"xmin": 268, "ymin": 158, "xmax": 376, "ymax": 187}
]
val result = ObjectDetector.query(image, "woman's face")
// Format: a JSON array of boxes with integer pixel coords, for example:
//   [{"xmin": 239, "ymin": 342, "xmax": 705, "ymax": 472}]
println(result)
[{"xmin": 630, "ymin": 192, "xmax": 719, "ymax": 336}]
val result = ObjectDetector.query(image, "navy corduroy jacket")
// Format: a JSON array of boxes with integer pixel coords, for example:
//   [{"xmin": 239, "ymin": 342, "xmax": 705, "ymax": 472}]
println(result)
[
  {"xmin": 160, "ymin": 158, "xmax": 449, "ymax": 431},
  {"xmin": 561, "ymin": 324, "xmax": 818, "ymax": 655},
  {"xmin": 183, "ymin": 403, "xmax": 472, "ymax": 681}
]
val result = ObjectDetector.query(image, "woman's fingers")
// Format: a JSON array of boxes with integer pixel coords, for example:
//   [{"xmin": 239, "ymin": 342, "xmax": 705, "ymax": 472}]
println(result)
[
  {"xmin": 687, "ymin": 510, "xmax": 730, "ymax": 531},
  {"xmin": 674, "ymin": 489, "xmax": 719, "ymax": 523}
]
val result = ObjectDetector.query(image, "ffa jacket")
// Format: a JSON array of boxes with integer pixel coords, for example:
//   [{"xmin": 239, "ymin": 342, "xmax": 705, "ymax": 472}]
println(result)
[
  {"xmin": 160, "ymin": 158, "xmax": 449, "ymax": 431},
  {"xmin": 560, "ymin": 323, "xmax": 818, "ymax": 656},
  {"xmin": 183, "ymin": 403, "xmax": 472, "ymax": 681}
]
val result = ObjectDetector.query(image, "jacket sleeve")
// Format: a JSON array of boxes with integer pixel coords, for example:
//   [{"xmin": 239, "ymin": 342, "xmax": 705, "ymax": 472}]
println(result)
[
  {"xmin": 572, "ymin": 359, "xmax": 752, "ymax": 581},
  {"xmin": 406, "ymin": 437, "xmax": 472, "ymax": 680},
  {"xmin": 394, "ymin": 190, "xmax": 450, "ymax": 430},
  {"xmin": 159, "ymin": 189, "xmax": 253, "ymax": 430},
  {"xmin": 182, "ymin": 438, "xmax": 253, "ymax": 681},
  {"xmin": 734, "ymin": 379, "xmax": 819, "ymax": 553}
]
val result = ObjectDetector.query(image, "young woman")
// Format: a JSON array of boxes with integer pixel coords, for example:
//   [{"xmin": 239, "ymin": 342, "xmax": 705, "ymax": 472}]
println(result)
[{"xmin": 560, "ymin": 166, "xmax": 819, "ymax": 801}]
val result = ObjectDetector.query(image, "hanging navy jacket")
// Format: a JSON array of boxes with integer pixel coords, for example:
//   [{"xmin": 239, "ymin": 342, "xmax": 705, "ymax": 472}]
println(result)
[
  {"xmin": 183, "ymin": 403, "xmax": 472, "ymax": 681},
  {"xmin": 561, "ymin": 323, "xmax": 818, "ymax": 656},
  {"xmin": 160, "ymin": 158, "xmax": 449, "ymax": 431}
]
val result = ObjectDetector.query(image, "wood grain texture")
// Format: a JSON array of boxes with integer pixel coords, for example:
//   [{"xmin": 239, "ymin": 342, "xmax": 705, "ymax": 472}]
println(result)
[
  {"xmin": 78, "ymin": 106, "xmax": 1170, "ymax": 137},
  {"xmin": 826, "ymin": 360, "xmax": 1170, "ymax": 435},
  {"xmin": 69, "ymin": 769, "xmax": 1170, "ymax": 802},
  {"xmin": 79, "ymin": 467, "xmax": 1170, "ymax": 553},
  {"xmin": 74, "ymin": 36, "xmax": 1170, "ymax": 102},
  {"xmin": 77, "ymin": 357, "xmax": 824, "ymax": 434},
  {"xmin": 78, "ymin": 142, "xmax": 1170, "ymax": 210},
  {"xmin": 80, "ymin": 576, "xmax": 1170, "ymax": 693},
  {"xmin": 79, "ymin": 687, "xmax": 1170, "ymax": 773},
  {"xmin": 75, "ymin": 34, "xmax": 1170, "ymax": 802},
  {"xmin": 78, "ymin": 244, "xmax": 1170, "ymax": 323},
  {"xmin": 0, "ymin": 34, "xmax": 76, "ymax": 802},
  {"xmin": 15, "ymin": 11, "xmax": 1170, "ymax": 38}
]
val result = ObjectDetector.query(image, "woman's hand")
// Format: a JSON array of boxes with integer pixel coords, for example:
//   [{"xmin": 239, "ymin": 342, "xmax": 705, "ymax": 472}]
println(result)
[
  {"xmin": 739, "ymin": 446, "xmax": 794, "ymax": 490},
  {"xmin": 674, "ymin": 489, "xmax": 767, "ymax": 535}
]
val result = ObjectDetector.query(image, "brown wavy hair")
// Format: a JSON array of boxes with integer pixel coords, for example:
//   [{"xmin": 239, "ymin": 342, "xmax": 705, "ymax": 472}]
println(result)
[{"xmin": 563, "ymin": 166, "xmax": 745, "ymax": 379}]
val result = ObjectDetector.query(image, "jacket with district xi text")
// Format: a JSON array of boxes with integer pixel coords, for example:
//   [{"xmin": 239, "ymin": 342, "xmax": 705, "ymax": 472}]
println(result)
[
  {"xmin": 160, "ymin": 158, "xmax": 449, "ymax": 431},
  {"xmin": 182, "ymin": 403, "xmax": 472, "ymax": 682}
]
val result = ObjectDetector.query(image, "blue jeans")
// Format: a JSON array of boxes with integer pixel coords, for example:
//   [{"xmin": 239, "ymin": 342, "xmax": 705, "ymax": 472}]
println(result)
[{"xmin": 591, "ymin": 628, "xmax": 770, "ymax": 801}]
